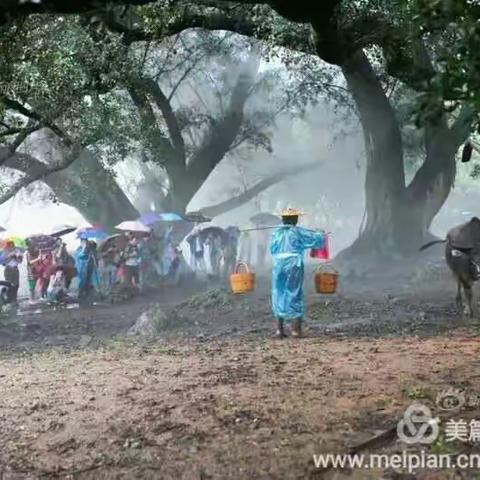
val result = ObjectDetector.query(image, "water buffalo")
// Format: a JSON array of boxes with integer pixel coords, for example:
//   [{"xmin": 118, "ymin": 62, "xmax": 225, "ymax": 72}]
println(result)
[{"xmin": 420, "ymin": 217, "xmax": 480, "ymax": 317}]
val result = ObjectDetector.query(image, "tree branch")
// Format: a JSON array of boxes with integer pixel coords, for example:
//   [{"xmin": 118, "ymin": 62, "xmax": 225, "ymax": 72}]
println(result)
[
  {"xmin": 450, "ymin": 105, "xmax": 475, "ymax": 147},
  {"xmin": 0, "ymin": 144, "xmax": 82, "ymax": 205},
  {"xmin": 97, "ymin": 1, "xmax": 316, "ymax": 57},
  {"xmin": 0, "ymin": 126, "xmax": 25, "ymax": 138},
  {"xmin": 167, "ymin": 47, "xmax": 212, "ymax": 102},
  {"xmin": 137, "ymin": 78, "xmax": 186, "ymax": 160},
  {"xmin": 185, "ymin": 51, "xmax": 260, "ymax": 192},
  {"xmin": 127, "ymin": 84, "xmax": 177, "ymax": 163},
  {"xmin": 199, "ymin": 159, "xmax": 323, "ymax": 218},
  {"xmin": 3, "ymin": 97, "xmax": 69, "ymax": 143}
]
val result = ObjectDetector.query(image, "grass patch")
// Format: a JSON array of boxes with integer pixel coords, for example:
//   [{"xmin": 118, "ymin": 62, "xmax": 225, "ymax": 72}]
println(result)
[{"xmin": 181, "ymin": 289, "xmax": 234, "ymax": 311}]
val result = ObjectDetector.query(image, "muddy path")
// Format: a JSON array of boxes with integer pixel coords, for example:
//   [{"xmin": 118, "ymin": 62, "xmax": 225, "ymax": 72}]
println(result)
[
  {"xmin": 0, "ymin": 280, "xmax": 208, "ymax": 352},
  {"xmin": 0, "ymin": 263, "xmax": 476, "ymax": 352},
  {"xmin": 0, "ymin": 290, "xmax": 452, "ymax": 352},
  {"xmin": 1, "ymin": 334, "xmax": 480, "ymax": 479},
  {"xmin": 1, "ymin": 264, "xmax": 480, "ymax": 478}
]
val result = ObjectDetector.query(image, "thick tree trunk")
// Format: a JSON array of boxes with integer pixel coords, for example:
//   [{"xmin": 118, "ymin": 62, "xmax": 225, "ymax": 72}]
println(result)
[
  {"xmin": 340, "ymin": 51, "xmax": 406, "ymax": 257},
  {"xmin": 337, "ymin": 51, "xmax": 470, "ymax": 267},
  {"xmin": 165, "ymin": 53, "xmax": 261, "ymax": 213},
  {"xmin": 403, "ymin": 105, "xmax": 472, "ymax": 246}
]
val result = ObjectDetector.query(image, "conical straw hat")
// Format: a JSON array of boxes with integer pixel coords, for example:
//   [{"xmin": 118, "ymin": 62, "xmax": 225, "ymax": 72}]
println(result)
[{"xmin": 279, "ymin": 207, "xmax": 304, "ymax": 217}]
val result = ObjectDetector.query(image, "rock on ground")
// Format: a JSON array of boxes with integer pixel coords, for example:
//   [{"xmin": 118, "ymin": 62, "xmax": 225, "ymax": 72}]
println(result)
[{"xmin": 129, "ymin": 306, "xmax": 174, "ymax": 335}]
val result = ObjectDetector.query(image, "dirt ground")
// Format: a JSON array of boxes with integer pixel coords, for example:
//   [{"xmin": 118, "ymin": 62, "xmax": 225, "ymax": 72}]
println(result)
[{"xmin": 2, "ymin": 265, "xmax": 480, "ymax": 479}]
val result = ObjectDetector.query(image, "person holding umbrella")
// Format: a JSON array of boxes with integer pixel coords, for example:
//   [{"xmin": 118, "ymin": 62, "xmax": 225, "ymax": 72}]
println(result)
[
  {"xmin": 223, "ymin": 226, "xmax": 240, "ymax": 277},
  {"xmin": 99, "ymin": 244, "xmax": 120, "ymax": 293},
  {"xmin": 115, "ymin": 221, "xmax": 150, "ymax": 289},
  {"xmin": 186, "ymin": 227, "xmax": 206, "ymax": 276},
  {"xmin": 250, "ymin": 213, "xmax": 280, "ymax": 271},
  {"xmin": 25, "ymin": 235, "xmax": 58, "ymax": 300},
  {"xmin": 121, "ymin": 232, "xmax": 142, "ymax": 289},
  {"xmin": 53, "ymin": 241, "xmax": 76, "ymax": 289},
  {"xmin": 37, "ymin": 250, "xmax": 54, "ymax": 299},
  {"xmin": 26, "ymin": 246, "xmax": 40, "ymax": 303},
  {"xmin": 2, "ymin": 240, "xmax": 23, "ymax": 304},
  {"xmin": 270, "ymin": 208, "xmax": 325, "ymax": 338}
]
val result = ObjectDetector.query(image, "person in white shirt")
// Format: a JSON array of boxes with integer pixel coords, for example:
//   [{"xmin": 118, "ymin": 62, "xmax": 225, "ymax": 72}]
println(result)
[{"xmin": 122, "ymin": 233, "xmax": 141, "ymax": 288}]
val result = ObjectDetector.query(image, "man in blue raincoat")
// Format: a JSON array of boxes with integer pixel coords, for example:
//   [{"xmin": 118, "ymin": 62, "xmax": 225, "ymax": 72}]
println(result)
[
  {"xmin": 270, "ymin": 208, "xmax": 325, "ymax": 338},
  {"xmin": 75, "ymin": 239, "xmax": 99, "ymax": 301}
]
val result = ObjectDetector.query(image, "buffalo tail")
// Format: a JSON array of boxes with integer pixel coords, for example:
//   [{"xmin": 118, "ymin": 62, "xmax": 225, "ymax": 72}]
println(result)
[{"xmin": 419, "ymin": 239, "xmax": 446, "ymax": 252}]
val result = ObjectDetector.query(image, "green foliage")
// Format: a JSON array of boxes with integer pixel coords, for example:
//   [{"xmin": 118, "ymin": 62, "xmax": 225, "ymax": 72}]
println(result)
[
  {"xmin": 0, "ymin": 15, "xmax": 142, "ymax": 157},
  {"xmin": 1, "ymin": 0, "xmax": 478, "ymax": 208},
  {"xmin": 0, "ymin": 7, "xmax": 327, "ymax": 177},
  {"xmin": 411, "ymin": 0, "xmax": 480, "ymax": 124}
]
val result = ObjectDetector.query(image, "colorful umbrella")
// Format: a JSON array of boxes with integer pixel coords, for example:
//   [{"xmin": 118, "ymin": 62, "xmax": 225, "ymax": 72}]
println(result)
[
  {"xmin": 26, "ymin": 234, "xmax": 58, "ymax": 251},
  {"xmin": 116, "ymin": 220, "xmax": 151, "ymax": 233},
  {"xmin": 159, "ymin": 212, "xmax": 184, "ymax": 222},
  {"xmin": 139, "ymin": 212, "xmax": 184, "ymax": 226},
  {"xmin": 49, "ymin": 224, "xmax": 77, "ymax": 237},
  {"xmin": 3, "ymin": 236, "xmax": 27, "ymax": 249},
  {"xmin": 138, "ymin": 212, "xmax": 161, "ymax": 226},
  {"xmin": 77, "ymin": 225, "xmax": 108, "ymax": 240}
]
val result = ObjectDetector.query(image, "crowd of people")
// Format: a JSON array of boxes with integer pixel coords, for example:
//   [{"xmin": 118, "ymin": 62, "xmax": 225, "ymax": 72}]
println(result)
[
  {"xmin": 0, "ymin": 229, "xmax": 185, "ymax": 307},
  {"xmin": 186, "ymin": 226, "xmax": 240, "ymax": 278},
  {"xmin": 0, "ymin": 207, "xmax": 330, "ymax": 340},
  {"xmin": 0, "ymin": 222, "xmax": 243, "ymax": 308}
]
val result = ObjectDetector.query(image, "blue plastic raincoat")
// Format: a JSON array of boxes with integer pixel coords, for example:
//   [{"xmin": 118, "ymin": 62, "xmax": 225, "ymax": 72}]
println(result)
[
  {"xmin": 270, "ymin": 226, "xmax": 325, "ymax": 320},
  {"xmin": 75, "ymin": 246, "xmax": 99, "ymax": 294}
]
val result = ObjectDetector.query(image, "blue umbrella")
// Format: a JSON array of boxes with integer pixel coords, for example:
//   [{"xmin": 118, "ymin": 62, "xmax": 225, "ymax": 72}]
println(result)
[
  {"xmin": 159, "ymin": 212, "xmax": 183, "ymax": 222},
  {"xmin": 139, "ymin": 212, "xmax": 184, "ymax": 226},
  {"xmin": 77, "ymin": 225, "xmax": 108, "ymax": 240},
  {"xmin": 138, "ymin": 212, "xmax": 160, "ymax": 226}
]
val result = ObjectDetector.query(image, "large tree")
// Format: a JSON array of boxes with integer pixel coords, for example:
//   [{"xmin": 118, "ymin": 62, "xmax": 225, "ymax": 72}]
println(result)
[
  {"xmin": 1, "ymin": 0, "xmax": 476, "ymax": 259},
  {"xmin": 121, "ymin": 0, "xmax": 474, "ymax": 261},
  {"xmin": 0, "ymin": 14, "xmax": 322, "ymax": 226}
]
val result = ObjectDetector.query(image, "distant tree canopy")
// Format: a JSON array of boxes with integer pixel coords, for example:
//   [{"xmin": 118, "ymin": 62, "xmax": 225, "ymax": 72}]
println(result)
[
  {"xmin": 0, "ymin": 0, "xmax": 479, "ymax": 263},
  {"xmin": 0, "ymin": 7, "xmax": 330, "ymax": 224},
  {"xmin": 111, "ymin": 0, "xmax": 473, "ymax": 257},
  {"xmin": 1, "ymin": 0, "xmax": 478, "ymax": 121}
]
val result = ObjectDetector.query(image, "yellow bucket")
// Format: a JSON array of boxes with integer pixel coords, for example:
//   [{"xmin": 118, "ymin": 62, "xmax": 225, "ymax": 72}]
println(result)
[{"xmin": 314, "ymin": 265, "xmax": 338, "ymax": 294}]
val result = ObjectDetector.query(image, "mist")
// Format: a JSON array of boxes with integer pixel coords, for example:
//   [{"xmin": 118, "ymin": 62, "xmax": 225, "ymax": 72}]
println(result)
[{"xmin": 3, "ymin": 3, "xmax": 480, "ymax": 478}]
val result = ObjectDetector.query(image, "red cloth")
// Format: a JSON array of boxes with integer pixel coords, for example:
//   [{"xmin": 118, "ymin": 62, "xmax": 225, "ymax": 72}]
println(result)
[
  {"xmin": 36, "ymin": 252, "xmax": 53, "ymax": 279},
  {"xmin": 310, "ymin": 234, "xmax": 330, "ymax": 260}
]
